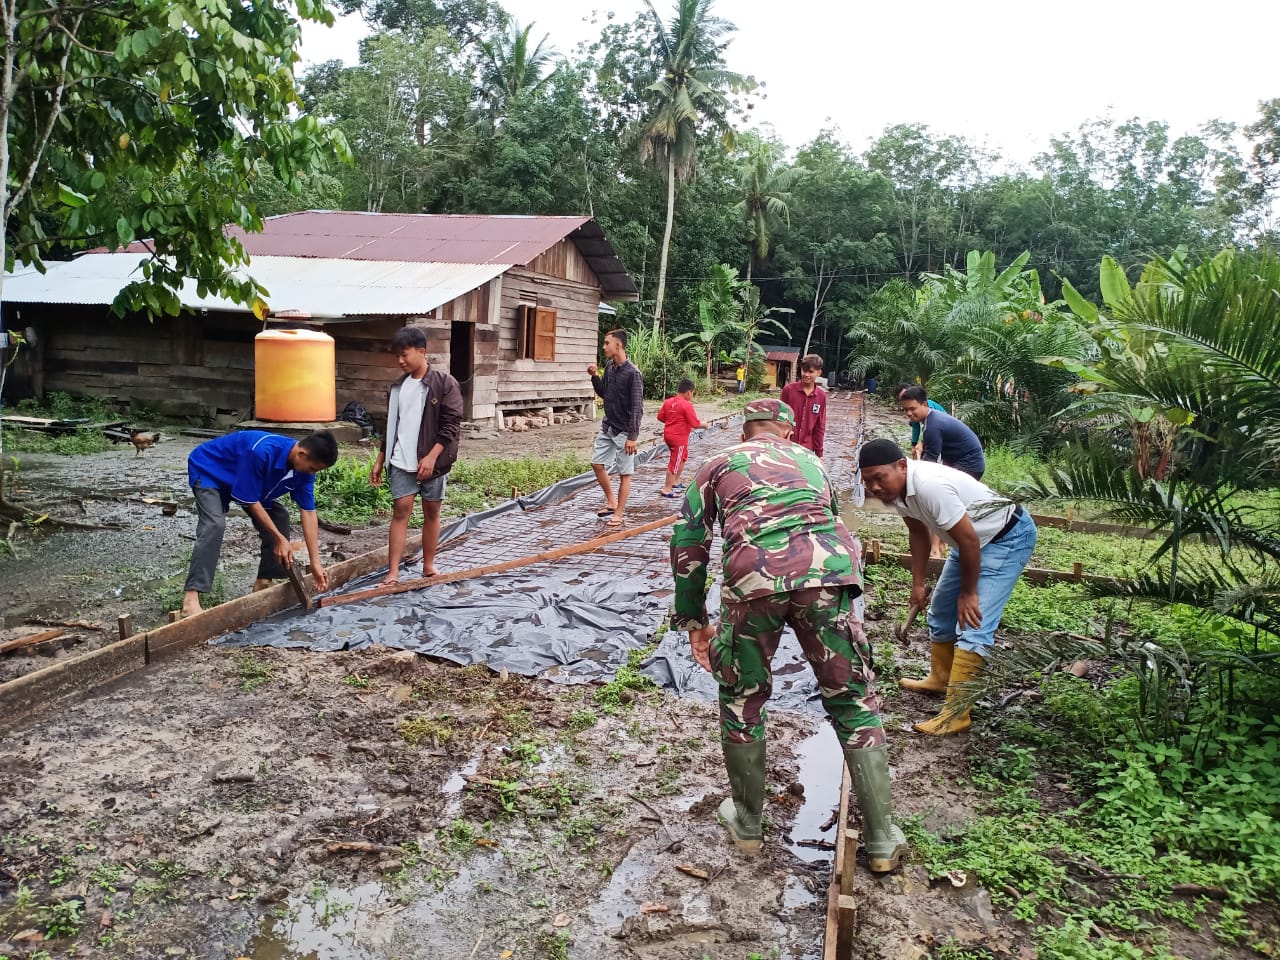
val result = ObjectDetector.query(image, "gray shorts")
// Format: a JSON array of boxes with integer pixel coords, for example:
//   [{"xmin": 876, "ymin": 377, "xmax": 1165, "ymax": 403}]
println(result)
[
  {"xmin": 592, "ymin": 429, "xmax": 635, "ymax": 476},
  {"xmin": 389, "ymin": 464, "xmax": 448, "ymax": 501}
]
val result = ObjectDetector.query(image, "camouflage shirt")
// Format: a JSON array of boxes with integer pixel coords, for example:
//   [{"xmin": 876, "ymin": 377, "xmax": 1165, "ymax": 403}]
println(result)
[{"xmin": 669, "ymin": 437, "xmax": 863, "ymax": 629}]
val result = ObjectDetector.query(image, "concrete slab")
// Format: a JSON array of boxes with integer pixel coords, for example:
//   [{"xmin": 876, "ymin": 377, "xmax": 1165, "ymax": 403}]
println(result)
[{"xmin": 233, "ymin": 419, "xmax": 364, "ymax": 443}]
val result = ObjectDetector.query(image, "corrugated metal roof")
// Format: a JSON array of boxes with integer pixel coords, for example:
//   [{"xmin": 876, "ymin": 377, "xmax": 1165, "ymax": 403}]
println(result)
[
  {"xmin": 2, "ymin": 255, "xmax": 509, "ymax": 318},
  {"xmin": 764, "ymin": 348, "xmax": 800, "ymax": 362},
  {"xmin": 117, "ymin": 211, "xmax": 639, "ymax": 300}
]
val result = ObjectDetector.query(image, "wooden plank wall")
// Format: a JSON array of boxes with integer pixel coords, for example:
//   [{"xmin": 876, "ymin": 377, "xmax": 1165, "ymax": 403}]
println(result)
[
  {"xmin": 35, "ymin": 306, "xmax": 259, "ymax": 418},
  {"xmin": 434, "ymin": 279, "xmax": 499, "ymax": 420},
  {"xmin": 499, "ymin": 242, "xmax": 602, "ymax": 408},
  {"xmin": 29, "ymin": 304, "xmax": 411, "ymax": 423}
]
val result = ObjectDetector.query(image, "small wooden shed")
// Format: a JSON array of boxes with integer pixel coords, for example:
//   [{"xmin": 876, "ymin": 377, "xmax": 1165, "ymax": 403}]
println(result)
[
  {"xmin": 1, "ymin": 211, "xmax": 638, "ymax": 425},
  {"xmin": 762, "ymin": 347, "xmax": 800, "ymax": 389}
]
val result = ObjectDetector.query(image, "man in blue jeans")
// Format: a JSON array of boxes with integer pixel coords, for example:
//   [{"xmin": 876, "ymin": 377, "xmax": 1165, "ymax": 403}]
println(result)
[{"xmin": 857, "ymin": 439, "xmax": 1036, "ymax": 735}]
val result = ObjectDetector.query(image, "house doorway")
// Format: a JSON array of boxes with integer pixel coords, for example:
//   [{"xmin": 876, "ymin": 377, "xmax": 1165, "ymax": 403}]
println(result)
[{"xmin": 450, "ymin": 321, "xmax": 475, "ymax": 419}]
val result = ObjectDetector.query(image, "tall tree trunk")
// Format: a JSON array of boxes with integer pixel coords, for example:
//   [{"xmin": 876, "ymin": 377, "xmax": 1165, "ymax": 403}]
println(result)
[
  {"xmin": 652, "ymin": 150, "xmax": 676, "ymax": 337},
  {"xmin": 801, "ymin": 256, "xmax": 833, "ymax": 359},
  {"xmin": 0, "ymin": 0, "xmax": 18, "ymax": 505}
]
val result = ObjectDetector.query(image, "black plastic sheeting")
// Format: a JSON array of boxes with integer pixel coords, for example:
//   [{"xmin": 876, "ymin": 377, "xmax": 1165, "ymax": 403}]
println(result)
[
  {"xmin": 640, "ymin": 583, "xmax": 825, "ymax": 712},
  {"xmin": 217, "ymin": 565, "xmax": 673, "ymax": 681},
  {"xmin": 216, "ymin": 417, "xmax": 835, "ymax": 712}
]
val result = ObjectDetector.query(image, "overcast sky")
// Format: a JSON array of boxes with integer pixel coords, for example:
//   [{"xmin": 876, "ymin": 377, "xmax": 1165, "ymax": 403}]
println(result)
[{"xmin": 298, "ymin": 0, "xmax": 1280, "ymax": 167}]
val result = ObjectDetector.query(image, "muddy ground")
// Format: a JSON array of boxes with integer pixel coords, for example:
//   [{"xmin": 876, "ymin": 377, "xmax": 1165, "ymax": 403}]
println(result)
[
  {"xmin": 0, "ymin": 397, "xmax": 733, "ymax": 681},
  {"xmin": 1, "ymin": 398, "xmax": 1261, "ymax": 959}
]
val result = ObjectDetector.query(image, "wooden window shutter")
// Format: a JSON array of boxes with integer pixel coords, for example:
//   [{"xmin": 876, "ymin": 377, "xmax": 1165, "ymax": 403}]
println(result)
[{"xmin": 533, "ymin": 307, "xmax": 557, "ymax": 361}]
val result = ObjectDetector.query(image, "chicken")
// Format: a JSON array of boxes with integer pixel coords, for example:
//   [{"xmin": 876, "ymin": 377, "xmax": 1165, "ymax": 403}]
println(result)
[{"xmin": 129, "ymin": 429, "xmax": 159, "ymax": 457}]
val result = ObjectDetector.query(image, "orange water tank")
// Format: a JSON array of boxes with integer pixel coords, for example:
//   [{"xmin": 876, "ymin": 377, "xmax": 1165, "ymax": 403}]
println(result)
[{"xmin": 254, "ymin": 328, "xmax": 336, "ymax": 422}]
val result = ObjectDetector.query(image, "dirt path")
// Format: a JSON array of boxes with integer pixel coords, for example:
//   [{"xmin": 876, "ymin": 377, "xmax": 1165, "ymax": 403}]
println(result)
[{"xmin": 1, "ymin": 395, "xmax": 1042, "ymax": 959}]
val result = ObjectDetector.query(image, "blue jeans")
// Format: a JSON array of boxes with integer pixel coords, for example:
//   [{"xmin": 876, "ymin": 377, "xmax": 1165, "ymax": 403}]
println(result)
[{"xmin": 927, "ymin": 510, "xmax": 1037, "ymax": 654}]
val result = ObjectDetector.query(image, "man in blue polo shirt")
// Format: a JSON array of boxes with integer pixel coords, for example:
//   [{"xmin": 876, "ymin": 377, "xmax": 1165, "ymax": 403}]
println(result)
[
  {"xmin": 181, "ymin": 430, "xmax": 339, "ymax": 617},
  {"xmin": 898, "ymin": 386, "xmax": 985, "ymax": 479}
]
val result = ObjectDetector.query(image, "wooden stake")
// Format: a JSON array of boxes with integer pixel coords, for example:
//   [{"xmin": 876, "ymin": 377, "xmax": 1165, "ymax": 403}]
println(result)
[
  {"xmin": 320, "ymin": 515, "xmax": 678, "ymax": 608},
  {"xmin": 286, "ymin": 557, "xmax": 314, "ymax": 612},
  {"xmin": 117, "ymin": 614, "xmax": 134, "ymax": 642}
]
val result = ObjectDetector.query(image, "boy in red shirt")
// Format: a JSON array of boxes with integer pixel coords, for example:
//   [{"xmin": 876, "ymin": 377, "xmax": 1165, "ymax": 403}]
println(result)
[
  {"xmin": 657, "ymin": 378, "xmax": 705, "ymax": 497},
  {"xmin": 779, "ymin": 354, "xmax": 828, "ymax": 458}
]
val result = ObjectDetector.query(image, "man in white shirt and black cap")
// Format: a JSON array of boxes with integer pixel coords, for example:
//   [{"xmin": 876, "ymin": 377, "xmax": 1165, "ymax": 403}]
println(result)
[{"xmin": 857, "ymin": 438, "xmax": 1037, "ymax": 735}]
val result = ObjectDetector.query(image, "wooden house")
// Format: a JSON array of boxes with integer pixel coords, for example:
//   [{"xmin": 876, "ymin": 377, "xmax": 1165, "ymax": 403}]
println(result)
[
  {"xmin": 761, "ymin": 347, "xmax": 800, "ymax": 389},
  {"xmin": 1, "ymin": 212, "xmax": 638, "ymax": 426}
]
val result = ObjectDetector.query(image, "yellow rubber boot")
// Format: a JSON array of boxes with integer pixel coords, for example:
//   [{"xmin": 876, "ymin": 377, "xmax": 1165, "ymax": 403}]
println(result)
[
  {"xmin": 900, "ymin": 642, "xmax": 954, "ymax": 695},
  {"xmin": 914, "ymin": 648, "xmax": 985, "ymax": 736}
]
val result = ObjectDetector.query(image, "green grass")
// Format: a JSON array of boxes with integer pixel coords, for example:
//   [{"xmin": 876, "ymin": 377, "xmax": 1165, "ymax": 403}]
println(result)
[
  {"xmin": 447, "ymin": 454, "xmax": 589, "ymax": 516},
  {"xmin": 313, "ymin": 454, "xmax": 394, "ymax": 526},
  {"xmin": 312, "ymin": 452, "xmax": 590, "ymax": 525},
  {"xmin": 2, "ymin": 426, "xmax": 113, "ymax": 455}
]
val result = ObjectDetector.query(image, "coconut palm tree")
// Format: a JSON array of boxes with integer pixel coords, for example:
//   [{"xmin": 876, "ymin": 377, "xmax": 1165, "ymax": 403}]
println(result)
[
  {"xmin": 639, "ymin": 0, "xmax": 749, "ymax": 335},
  {"xmin": 477, "ymin": 21, "xmax": 556, "ymax": 120},
  {"xmin": 734, "ymin": 133, "xmax": 799, "ymax": 282}
]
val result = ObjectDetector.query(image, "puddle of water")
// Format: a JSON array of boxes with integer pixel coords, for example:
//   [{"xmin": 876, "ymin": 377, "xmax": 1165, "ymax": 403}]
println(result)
[
  {"xmin": 244, "ymin": 882, "xmax": 384, "ymax": 960},
  {"xmin": 784, "ymin": 722, "xmax": 843, "ymax": 864},
  {"xmin": 442, "ymin": 751, "xmax": 482, "ymax": 818},
  {"xmin": 782, "ymin": 873, "xmax": 819, "ymax": 910},
  {"xmin": 585, "ymin": 835, "xmax": 660, "ymax": 926}
]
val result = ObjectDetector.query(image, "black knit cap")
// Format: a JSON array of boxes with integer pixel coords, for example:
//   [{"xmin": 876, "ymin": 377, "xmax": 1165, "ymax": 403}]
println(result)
[{"xmin": 858, "ymin": 438, "xmax": 907, "ymax": 468}]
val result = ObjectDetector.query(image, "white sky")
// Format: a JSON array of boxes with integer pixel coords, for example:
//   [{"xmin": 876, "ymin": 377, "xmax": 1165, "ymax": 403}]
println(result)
[{"xmin": 299, "ymin": 0, "xmax": 1280, "ymax": 168}]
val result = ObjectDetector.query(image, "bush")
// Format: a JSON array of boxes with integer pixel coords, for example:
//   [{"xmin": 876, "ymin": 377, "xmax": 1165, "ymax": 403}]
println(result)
[
  {"xmin": 624, "ymin": 326, "xmax": 685, "ymax": 400},
  {"xmin": 313, "ymin": 454, "xmax": 394, "ymax": 525}
]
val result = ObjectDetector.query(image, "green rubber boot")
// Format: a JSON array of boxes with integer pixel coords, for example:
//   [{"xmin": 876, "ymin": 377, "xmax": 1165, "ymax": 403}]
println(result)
[
  {"xmin": 717, "ymin": 739, "xmax": 766, "ymax": 853},
  {"xmin": 843, "ymin": 744, "xmax": 909, "ymax": 873}
]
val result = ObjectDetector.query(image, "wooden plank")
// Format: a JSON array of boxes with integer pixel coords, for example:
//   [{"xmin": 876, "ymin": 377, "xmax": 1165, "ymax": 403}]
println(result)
[
  {"xmin": 867, "ymin": 551, "xmax": 1120, "ymax": 589},
  {"xmin": 0, "ymin": 544, "xmax": 390, "ymax": 733},
  {"xmin": 1029, "ymin": 512, "xmax": 1156, "ymax": 539},
  {"xmin": 0, "ymin": 635, "xmax": 148, "ymax": 732},
  {"xmin": 286, "ymin": 557, "xmax": 315, "ymax": 611},
  {"xmin": 824, "ymin": 762, "xmax": 854, "ymax": 960},
  {"xmin": 0, "ymin": 628, "xmax": 67, "ymax": 655},
  {"xmin": 321, "ymin": 514, "xmax": 679, "ymax": 608}
]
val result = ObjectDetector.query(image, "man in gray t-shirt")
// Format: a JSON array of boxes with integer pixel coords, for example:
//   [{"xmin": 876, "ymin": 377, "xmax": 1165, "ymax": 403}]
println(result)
[{"xmin": 857, "ymin": 439, "xmax": 1036, "ymax": 736}]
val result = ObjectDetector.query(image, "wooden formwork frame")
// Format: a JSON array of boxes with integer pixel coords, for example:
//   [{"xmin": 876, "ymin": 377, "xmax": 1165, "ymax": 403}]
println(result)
[{"xmin": 823, "ymin": 763, "xmax": 859, "ymax": 959}]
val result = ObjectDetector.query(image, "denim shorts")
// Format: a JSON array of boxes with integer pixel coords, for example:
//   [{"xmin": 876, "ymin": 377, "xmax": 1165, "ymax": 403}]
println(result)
[
  {"xmin": 389, "ymin": 464, "xmax": 447, "ymax": 501},
  {"xmin": 592, "ymin": 429, "xmax": 635, "ymax": 476}
]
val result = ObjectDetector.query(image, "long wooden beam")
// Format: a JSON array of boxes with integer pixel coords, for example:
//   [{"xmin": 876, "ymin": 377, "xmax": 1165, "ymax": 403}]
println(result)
[
  {"xmin": 824, "ymin": 762, "xmax": 858, "ymax": 959},
  {"xmin": 319, "ymin": 514, "xmax": 677, "ymax": 607},
  {"xmin": 864, "ymin": 540, "xmax": 1119, "ymax": 589}
]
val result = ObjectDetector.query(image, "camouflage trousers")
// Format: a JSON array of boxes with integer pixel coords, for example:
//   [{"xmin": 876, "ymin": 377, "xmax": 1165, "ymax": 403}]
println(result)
[{"xmin": 712, "ymin": 586, "xmax": 885, "ymax": 748}]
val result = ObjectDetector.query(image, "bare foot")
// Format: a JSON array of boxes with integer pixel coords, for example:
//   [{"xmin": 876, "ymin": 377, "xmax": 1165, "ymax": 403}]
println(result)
[
  {"xmin": 252, "ymin": 578, "xmax": 274, "ymax": 592},
  {"xmin": 380, "ymin": 574, "xmax": 400, "ymax": 587},
  {"xmin": 605, "ymin": 514, "xmax": 624, "ymax": 528},
  {"xmin": 180, "ymin": 604, "xmax": 203, "ymax": 619},
  {"xmin": 423, "ymin": 567, "xmax": 440, "ymax": 578}
]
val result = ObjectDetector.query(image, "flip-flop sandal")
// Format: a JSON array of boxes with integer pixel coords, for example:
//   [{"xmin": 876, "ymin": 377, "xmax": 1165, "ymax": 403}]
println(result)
[
  {"xmin": 659, "ymin": 491, "xmax": 677, "ymax": 499},
  {"xmin": 604, "ymin": 517, "xmax": 624, "ymax": 527},
  {"xmin": 596, "ymin": 509, "xmax": 615, "ymax": 517}
]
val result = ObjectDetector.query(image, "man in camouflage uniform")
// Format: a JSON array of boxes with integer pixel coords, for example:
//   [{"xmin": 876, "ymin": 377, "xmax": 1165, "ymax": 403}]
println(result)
[{"xmin": 669, "ymin": 398, "xmax": 908, "ymax": 871}]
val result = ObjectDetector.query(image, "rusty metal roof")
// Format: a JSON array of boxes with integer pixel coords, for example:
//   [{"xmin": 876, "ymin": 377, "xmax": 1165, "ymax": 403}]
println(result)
[
  {"xmin": 120, "ymin": 211, "xmax": 639, "ymax": 300},
  {"xmin": 763, "ymin": 347, "xmax": 800, "ymax": 362},
  {"xmin": 2, "ymin": 255, "xmax": 510, "ymax": 318}
]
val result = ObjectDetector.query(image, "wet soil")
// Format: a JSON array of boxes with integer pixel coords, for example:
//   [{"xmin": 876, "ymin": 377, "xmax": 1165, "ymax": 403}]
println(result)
[
  {"xmin": 3, "ymin": 397, "xmax": 1266, "ymax": 958},
  {"xmin": 0, "ymin": 640, "xmax": 1023, "ymax": 960}
]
